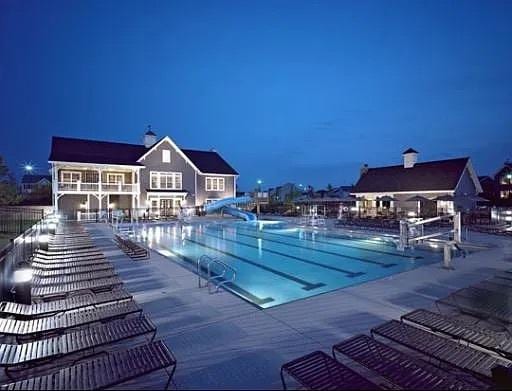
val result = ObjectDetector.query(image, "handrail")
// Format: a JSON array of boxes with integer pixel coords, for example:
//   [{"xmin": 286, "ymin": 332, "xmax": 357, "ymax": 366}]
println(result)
[
  {"xmin": 207, "ymin": 259, "xmax": 236, "ymax": 294},
  {"xmin": 196, "ymin": 254, "xmax": 236, "ymax": 293}
]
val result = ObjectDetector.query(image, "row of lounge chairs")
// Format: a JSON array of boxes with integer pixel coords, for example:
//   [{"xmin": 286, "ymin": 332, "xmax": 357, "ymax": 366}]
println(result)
[
  {"xmin": 0, "ymin": 221, "xmax": 176, "ymax": 390},
  {"xmin": 335, "ymin": 218, "xmax": 400, "ymax": 233},
  {"xmin": 282, "ymin": 267, "xmax": 512, "ymax": 389},
  {"xmin": 113, "ymin": 234, "xmax": 150, "ymax": 260}
]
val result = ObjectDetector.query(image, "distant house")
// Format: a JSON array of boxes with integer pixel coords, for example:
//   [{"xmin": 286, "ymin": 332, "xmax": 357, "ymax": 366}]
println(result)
[
  {"xmin": 48, "ymin": 129, "xmax": 238, "ymax": 218},
  {"xmin": 269, "ymin": 183, "xmax": 301, "ymax": 203},
  {"xmin": 351, "ymin": 148, "xmax": 483, "ymax": 217},
  {"xmin": 478, "ymin": 161, "xmax": 512, "ymax": 207},
  {"xmin": 20, "ymin": 174, "xmax": 52, "ymax": 194},
  {"xmin": 494, "ymin": 161, "xmax": 512, "ymax": 206}
]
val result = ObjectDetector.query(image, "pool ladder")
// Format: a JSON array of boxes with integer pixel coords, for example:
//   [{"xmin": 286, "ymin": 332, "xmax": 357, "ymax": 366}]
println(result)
[{"xmin": 197, "ymin": 255, "xmax": 237, "ymax": 294}]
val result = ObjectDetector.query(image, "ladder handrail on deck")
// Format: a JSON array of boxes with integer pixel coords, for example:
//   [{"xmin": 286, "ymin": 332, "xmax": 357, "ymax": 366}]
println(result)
[{"xmin": 197, "ymin": 255, "xmax": 236, "ymax": 293}]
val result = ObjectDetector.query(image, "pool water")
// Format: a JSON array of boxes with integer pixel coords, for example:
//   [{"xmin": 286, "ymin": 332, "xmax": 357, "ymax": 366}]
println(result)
[{"xmin": 133, "ymin": 220, "xmax": 441, "ymax": 309}]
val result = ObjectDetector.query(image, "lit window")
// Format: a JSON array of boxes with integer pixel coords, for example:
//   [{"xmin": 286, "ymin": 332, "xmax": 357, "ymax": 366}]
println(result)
[
  {"xmin": 206, "ymin": 177, "xmax": 225, "ymax": 191},
  {"xmin": 61, "ymin": 171, "xmax": 81, "ymax": 183},
  {"xmin": 150, "ymin": 172, "xmax": 182, "ymax": 190},
  {"xmin": 107, "ymin": 173, "xmax": 124, "ymax": 184},
  {"xmin": 162, "ymin": 150, "xmax": 171, "ymax": 163}
]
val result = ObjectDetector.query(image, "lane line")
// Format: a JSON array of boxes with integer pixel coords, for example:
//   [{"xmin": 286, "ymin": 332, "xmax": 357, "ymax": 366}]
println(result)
[
  {"xmin": 186, "ymin": 237, "xmax": 326, "ymax": 291},
  {"xmin": 201, "ymin": 229, "xmax": 367, "ymax": 275}
]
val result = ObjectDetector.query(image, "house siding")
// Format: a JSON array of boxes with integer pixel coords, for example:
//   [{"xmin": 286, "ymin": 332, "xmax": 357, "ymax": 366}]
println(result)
[
  {"xmin": 454, "ymin": 167, "xmax": 478, "ymax": 210},
  {"xmin": 196, "ymin": 174, "xmax": 235, "ymax": 205},
  {"xmin": 138, "ymin": 140, "xmax": 197, "ymax": 206}
]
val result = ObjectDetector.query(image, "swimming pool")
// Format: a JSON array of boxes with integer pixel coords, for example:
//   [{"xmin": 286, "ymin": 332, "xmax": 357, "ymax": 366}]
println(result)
[{"xmin": 132, "ymin": 220, "xmax": 441, "ymax": 308}]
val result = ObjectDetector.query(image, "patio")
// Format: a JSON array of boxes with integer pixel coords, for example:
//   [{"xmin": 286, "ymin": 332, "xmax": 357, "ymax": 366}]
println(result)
[{"xmin": 82, "ymin": 223, "xmax": 512, "ymax": 389}]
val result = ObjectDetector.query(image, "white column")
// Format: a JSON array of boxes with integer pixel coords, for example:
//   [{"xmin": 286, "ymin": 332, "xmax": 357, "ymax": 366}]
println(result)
[
  {"xmin": 52, "ymin": 163, "xmax": 59, "ymax": 213},
  {"xmin": 98, "ymin": 168, "xmax": 102, "ymax": 217}
]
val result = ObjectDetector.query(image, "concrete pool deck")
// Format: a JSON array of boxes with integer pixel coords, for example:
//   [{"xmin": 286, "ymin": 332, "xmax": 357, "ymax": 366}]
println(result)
[{"xmin": 86, "ymin": 221, "xmax": 512, "ymax": 389}]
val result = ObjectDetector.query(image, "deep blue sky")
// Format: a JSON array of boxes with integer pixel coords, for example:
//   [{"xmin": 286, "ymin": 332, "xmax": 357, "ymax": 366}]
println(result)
[{"xmin": 1, "ymin": 0, "xmax": 511, "ymax": 190}]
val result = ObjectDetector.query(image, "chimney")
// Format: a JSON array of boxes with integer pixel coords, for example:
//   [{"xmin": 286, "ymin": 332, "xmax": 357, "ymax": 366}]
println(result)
[
  {"xmin": 360, "ymin": 163, "xmax": 369, "ymax": 177},
  {"xmin": 143, "ymin": 125, "xmax": 157, "ymax": 148},
  {"xmin": 402, "ymin": 148, "xmax": 418, "ymax": 168}
]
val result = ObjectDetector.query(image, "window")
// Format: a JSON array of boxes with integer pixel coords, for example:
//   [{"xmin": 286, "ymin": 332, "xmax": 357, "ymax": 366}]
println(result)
[
  {"xmin": 162, "ymin": 149, "xmax": 171, "ymax": 163},
  {"xmin": 206, "ymin": 177, "xmax": 225, "ymax": 191},
  {"xmin": 61, "ymin": 171, "xmax": 81, "ymax": 183},
  {"xmin": 501, "ymin": 191, "xmax": 512, "ymax": 199},
  {"xmin": 107, "ymin": 173, "xmax": 124, "ymax": 184},
  {"xmin": 501, "ymin": 172, "xmax": 512, "ymax": 185},
  {"xmin": 150, "ymin": 171, "xmax": 182, "ymax": 190}
]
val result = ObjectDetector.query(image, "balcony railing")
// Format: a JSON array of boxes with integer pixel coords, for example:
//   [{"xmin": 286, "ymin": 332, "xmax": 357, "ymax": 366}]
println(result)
[{"xmin": 58, "ymin": 182, "xmax": 136, "ymax": 193}]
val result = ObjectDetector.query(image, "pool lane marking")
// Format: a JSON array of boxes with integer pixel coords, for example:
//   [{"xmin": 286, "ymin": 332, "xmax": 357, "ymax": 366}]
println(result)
[
  {"xmin": 185, "ymin": 238, "xmax": 326, "ymax": 291},
  {"xmin": 156, "ymin": 246, "xmax": 275, "ymax": 306},
  {"xmin": 200, "ymin": 230, "xmax": 367, "ymax": 276},
  {"xmin": 236, "ymin": 226, "xmax": 421, "ymax": 260},
  {"xmin": 206, "ymin": 227, "xmax": 397, "ymax": 270}
]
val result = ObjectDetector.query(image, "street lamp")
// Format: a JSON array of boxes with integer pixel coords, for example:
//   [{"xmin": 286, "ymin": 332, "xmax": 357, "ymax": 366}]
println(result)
[
  {"xmin": 255, "ymin": 179, "xmax": 263, "ymax": 215},
  {"xmin": 24, "ymin": 164, "xmax": 33, "ymax": 173}
]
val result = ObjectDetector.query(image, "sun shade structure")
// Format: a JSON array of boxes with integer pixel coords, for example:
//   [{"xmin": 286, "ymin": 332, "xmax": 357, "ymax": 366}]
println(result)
[
  {"xmin": 405, "ymin": 195, "xmax": 431, "ymax": 202},
  {"xmin": 377, "ymin": 195, "xmax": 397, "ymax": 202},
  {"xmin": 433, "ymin": 194, "xmax": 454, "ymax": 201}
]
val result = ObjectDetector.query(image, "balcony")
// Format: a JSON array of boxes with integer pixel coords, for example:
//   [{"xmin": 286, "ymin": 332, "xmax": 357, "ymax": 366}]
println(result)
[{"xmin": 58, "ymin": 182, "xmax": 136, "ymax": 193}]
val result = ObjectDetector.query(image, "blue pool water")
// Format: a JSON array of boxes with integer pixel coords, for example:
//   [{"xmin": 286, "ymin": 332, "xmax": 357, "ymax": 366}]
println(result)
[{"xmin": 133, "ymin": 220, "xmax": 441, "ymax": 309}]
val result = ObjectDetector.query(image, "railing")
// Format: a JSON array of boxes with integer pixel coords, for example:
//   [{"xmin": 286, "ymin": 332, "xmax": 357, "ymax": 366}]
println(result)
[
  {"xmin": 197, "ymin": 255, "xmax": 236, "ymax": 294},
  {"xmin": 58, "ymin": 182, "xmax": 136, "ymax": 193},
  {"xmin": 397, "ymin": 212, "xmax": 461, "ymax": 251},
  {"xmin": 0, "ymin": 207, "xmax": 45, "ymax": 236},
  {"xmin": 0, "ymin": 219, "xmax": 46, "ymax": 301}
]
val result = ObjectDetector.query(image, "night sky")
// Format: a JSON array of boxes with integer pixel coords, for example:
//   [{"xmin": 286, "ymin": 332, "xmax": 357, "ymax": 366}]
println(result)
[{"xmin": 1, "ymin": 0, "xmax": 511, "ymax": 190}]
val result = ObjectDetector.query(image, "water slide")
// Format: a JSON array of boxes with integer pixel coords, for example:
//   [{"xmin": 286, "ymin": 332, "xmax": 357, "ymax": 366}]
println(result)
[{"xmin": 204, "ymin": 196, "xmax": 257, "ymax": 221}]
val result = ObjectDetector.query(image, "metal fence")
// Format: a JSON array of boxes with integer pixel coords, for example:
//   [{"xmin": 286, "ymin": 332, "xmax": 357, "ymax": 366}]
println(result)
[
  {"xmin": 0, "ymin": 207, "xmax": 45, "ymax": 237},
  {"xmin": 0, "ymin": 219, "xmax": 46, "ymax": 301}
]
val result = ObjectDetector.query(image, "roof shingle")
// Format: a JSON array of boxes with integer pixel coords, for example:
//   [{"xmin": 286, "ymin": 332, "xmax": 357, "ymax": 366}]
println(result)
[
  {"xmin": 48, "ymin": 136, "xmax": 238, "ymax": 174},
  {"xmin": 352, "ymin": 157, "xmax": 469, "ymax": 193}
]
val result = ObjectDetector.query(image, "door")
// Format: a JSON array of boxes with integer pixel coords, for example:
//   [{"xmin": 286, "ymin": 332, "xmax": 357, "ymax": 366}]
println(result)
[{"xmin": 160, "ymin": 199, "xmax": 172, "ymax": 217}]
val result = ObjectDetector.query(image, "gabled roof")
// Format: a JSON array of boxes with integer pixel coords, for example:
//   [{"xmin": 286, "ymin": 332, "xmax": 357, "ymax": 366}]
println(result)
[
  {"xmin": 352, "ymin": 157, "xmax": 471, "ymax": 193},
  {"xmin": 49, "ymin": 137, "xmax": 146, "ymax": 166},
  {"xmin": 181, "ymin": 149, "xmax": 238, "ymax": 175},
  {"xmin": 21, "ymin": 174, "xmax": 51, "ymax": 184},
  {"xmin": 403, "ymin": 148, "xmax": 418, "ymax": 154},
  {"xmin": 49, "ymin": 136, "xmax": 238, "ymax": 174}
]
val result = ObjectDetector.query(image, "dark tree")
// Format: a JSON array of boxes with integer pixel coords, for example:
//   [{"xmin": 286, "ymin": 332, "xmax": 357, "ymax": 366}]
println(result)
[{"xmin": 0, "ymin": 156, "xmax": 20, "ymax": 205}]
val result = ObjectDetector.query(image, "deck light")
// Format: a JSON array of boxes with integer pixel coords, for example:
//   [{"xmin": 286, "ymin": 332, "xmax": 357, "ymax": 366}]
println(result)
[{"xmin": 13, "ymin": 268, "xmax": 33, "ymax": 284}]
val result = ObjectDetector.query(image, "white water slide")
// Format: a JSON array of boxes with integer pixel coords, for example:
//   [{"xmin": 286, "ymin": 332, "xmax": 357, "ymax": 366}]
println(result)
[{"xmin": 203, "ymin": 196, "xmax": 257, "ymax": 221}]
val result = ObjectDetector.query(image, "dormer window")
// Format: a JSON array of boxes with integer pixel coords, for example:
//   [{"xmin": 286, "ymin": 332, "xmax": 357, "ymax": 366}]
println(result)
[{"xmin": 162, "ymin": 149, "xmax": 171, "ymax": 163}]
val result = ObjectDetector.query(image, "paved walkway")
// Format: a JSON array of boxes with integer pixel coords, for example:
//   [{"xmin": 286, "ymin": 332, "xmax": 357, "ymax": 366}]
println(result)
[{"xmin": 87, "ymin": 223, "xmax": 512, "ymax": 390}]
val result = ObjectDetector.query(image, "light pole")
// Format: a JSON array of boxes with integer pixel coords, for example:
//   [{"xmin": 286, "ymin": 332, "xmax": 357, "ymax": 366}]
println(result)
[{"xmin": 256, "ymin": 179, "xmax": 263, "ymax": 215}]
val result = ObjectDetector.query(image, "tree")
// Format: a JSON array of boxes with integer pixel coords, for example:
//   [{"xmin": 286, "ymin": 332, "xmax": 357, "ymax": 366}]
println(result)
[
  {"xmin": 0, "ymin": 155, "xmax": 21, "ymax": 205},
  {"xmin": 327, "ymin": 183, "xmax": 333, "ymax": 191}
]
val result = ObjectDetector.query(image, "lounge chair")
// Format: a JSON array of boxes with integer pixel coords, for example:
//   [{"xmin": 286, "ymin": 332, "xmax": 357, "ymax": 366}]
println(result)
[
  {"xmin": 31, "ymin": 259, "xmax": 110, "ymax": 271},
  {"xmin": 0, "ymin": 289, "xmax": 132, "ymax": 319},
  {"xmin": 33, "ymin": 251, "xmax": 105, "ymax": 260},
  {"xmin": 31, "ymin": 276, "xmax": 123, "ymax": 300},
  {"xmin": 0, "ymin": 340, "xmax": 176, "ymax": 390},
  {"xmin": 32, "ymin": 264, "xmax": 114, "ymax": 278},
  {"xmin": 113, "ymin": 235, "xmax": 150, "ymax": 260},
  {"xmin": 402, "ymin": 309, "xmax": 512, "ymax": 358},
  {"xmin": 371, "ymin": 320, "xmax": 511, "ymax": 379},
  {"xmin": 280, "ymin": 350, "xmax": 380, "ymax": 390},
  {"xmin": 0, "ymin": 300, "xmax": 141, "ymax": 341},
  {"xmin": 332, "ymin": 334, "xmax": 481, "ymax": 390},
  {"xmin": 0, "ymin": 315, "xmax": 156, "ymax": 373},
  {"xmin": 32, "ymin": 269, "xmax": 117, "ymax": 286}
]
